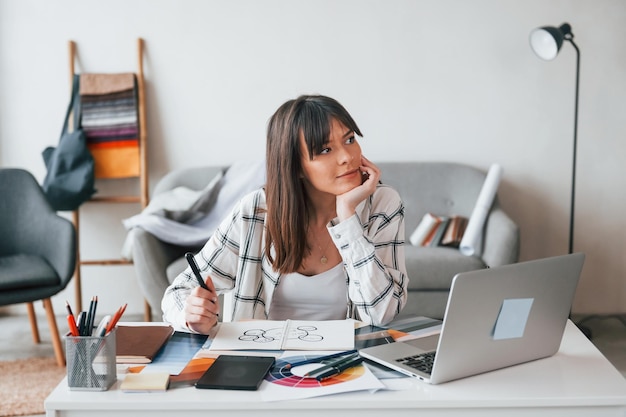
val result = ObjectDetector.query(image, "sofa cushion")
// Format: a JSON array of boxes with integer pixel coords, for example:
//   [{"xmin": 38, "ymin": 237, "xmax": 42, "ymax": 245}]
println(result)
[
  {"xmin": 404, "ymin": 246, "xmax": 486, "ymax": 290},
  {"xmin": 377, "ymin": 162, "xmax": 486, "ymax": 233}
]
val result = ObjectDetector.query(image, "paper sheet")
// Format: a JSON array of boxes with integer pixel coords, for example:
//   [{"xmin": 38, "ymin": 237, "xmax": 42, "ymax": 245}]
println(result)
[
  {"xmin": 260, "ymin": 350, "xmax": 385, "ymax": 402},
  {"xmin": 141, "ymin": 331, "xmax": 207, "ymax": 375},
  {"xmin": 460, "ymin": 163, "xmax": 503, "ymax": 257},
  {"xmin": 208, "ymin": 320, "xmax": 355, "ymax": 351}
]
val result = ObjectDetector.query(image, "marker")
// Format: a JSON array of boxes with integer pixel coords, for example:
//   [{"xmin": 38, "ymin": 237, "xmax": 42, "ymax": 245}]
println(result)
[
  {"xmin": 95, "ymin": 315, "xmax": 111, "ymax": 337},
  {"xmin": 76, "ymin": 311, "xmax": 87, "ymax": 336},
  {"xmin": 185, "ymin": 252, "xmax": 220, "ymax": 319},
  {"xmin": 304, "ymin": 351, "xmax": 360, "ymax": 377},
  {"xmin": 185, "ymin": 252, "xmax": 209, "ymax": 290},
  {"xmin": 285, "ymin": 350, "xmax": 358, "ymax": 370},
  {"xmin": 314, "ymin": 356, "xmax": 364, "ymax": 381},
  {"xmin": 67, "ymin": 314, "xmax": 79, "ymax": 337}
]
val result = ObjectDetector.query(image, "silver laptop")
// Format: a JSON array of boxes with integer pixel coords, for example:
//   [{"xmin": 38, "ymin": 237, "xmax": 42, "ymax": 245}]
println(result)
[{"xmin": 359, "ymin": 253, "xmax": 585, "ymax": 384}]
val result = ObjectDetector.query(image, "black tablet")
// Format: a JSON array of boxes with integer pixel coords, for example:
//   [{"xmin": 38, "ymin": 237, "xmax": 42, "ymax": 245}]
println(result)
[{"xmin": 195, "ymin": 355, "xmax": 275, "ymax": 391}]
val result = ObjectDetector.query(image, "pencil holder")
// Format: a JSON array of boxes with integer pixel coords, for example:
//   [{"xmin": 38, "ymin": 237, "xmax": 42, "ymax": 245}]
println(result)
[{"xmin": 65, "ymin": 328, "xmax": 117, "ymax": 391}]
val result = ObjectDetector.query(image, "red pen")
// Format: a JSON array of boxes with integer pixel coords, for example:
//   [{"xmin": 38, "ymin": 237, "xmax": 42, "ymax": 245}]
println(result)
[
  {"xmin": 67, "ymin": 314, "xmax": 80, "ymax": 337},
  {"xmin": 106, "ymin": 303, "xmax": 127, "ymax": 334}
]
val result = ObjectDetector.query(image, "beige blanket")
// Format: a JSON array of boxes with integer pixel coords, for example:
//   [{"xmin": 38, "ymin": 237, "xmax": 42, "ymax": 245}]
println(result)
[{"xmin": 80, "ymin": 73, "xmax": 135, "ymax": 95}]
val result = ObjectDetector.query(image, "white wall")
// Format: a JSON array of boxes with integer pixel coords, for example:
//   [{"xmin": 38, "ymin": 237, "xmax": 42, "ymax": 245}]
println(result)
[{"xmin": 1, "ymin": 0, "xmax": 625, "ymax": 318}]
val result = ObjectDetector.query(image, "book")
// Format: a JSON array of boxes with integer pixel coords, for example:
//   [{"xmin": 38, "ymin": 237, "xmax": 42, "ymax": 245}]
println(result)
[
  {"xmin": 420, "ymin": 215, "xmax": 444, "ymax": 246},
  {"xmin": 207, "ymin": 319, "xmax": 355, "ymax": 352},
  {"xmin": 428, "ymin": 216, "xmax": 450, "ymax": 247},
  {"xmin": 409, "ymin": 213, "xmax": 441, "ymax": 246},
  {"xmin": 115, "ymin": 324, "xmax": 174, "ymax": 364},
  {"xmin": 120, "ymin": 372, "xmax": 170, "ymax": 392},
  {"xmin": 440, "ymin": 215, "xmax": 468, "ymax": 247}
]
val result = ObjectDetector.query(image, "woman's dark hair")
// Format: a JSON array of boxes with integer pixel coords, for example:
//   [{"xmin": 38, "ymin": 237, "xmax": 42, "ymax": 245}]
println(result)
[{"xmin": 264, "ymin": 95, "xmax": 362, "ymax": 273}]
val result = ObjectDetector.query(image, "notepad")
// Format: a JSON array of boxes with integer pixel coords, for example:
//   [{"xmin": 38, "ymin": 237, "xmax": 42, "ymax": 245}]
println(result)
[
  {"xmin": 207, "ymin": 320, "xmax": 355, "ymax": 351},
  {"xmin": 120, "ymin": 372, "xmax": 170, "ymax": 392}
]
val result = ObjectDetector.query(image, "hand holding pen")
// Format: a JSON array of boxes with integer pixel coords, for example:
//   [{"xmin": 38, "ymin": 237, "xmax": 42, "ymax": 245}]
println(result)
[
  {"xmin": 186, "ymin": 252, "xmax": 209, "ymax": 290},
  {"xmin": 185, "ymin": 252, "xmax": 221, "ymax": 334}
]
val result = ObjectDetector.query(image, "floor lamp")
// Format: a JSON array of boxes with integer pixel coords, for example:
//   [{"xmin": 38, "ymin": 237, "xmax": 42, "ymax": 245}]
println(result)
[
  {"xmin": 529, "ymin": 22, "xmax": 579, "ymax": 256},
  {"xmin": 529, "ymin": 23, "xmax": 591, "ymax": 338}
]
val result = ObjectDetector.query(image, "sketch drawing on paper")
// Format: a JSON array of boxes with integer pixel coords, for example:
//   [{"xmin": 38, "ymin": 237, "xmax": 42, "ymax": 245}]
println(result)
[
  {"xmin": 238, "ymin": 325, "xmax": 323, "ymax": 344},
  {"xmin": 208, "ymin": 319, "xmax": 354, "ymax": 351}
]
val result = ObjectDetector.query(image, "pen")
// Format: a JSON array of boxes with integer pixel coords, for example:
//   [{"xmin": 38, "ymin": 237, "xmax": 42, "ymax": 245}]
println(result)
[
  {"xmin": 304, "ymin": 351, "xmax": 360, "ymax": 377},
  {"xmin": 185, "ymin": 252, "xmax": 209, "ymax": 290},
  {"xmin": 106, "ymin": 303, "xmax": 127, "ymax": 334},
  {"xmin": 85, "ymin": 299, "xmax": 92, "ymax": 336},
  {"xmin": 86, "ymin": 296, "xmax": 97, "ymax": 336},
  {"xmin": 65, "ymin": 300, "xmax": 75, "ymax": 317},
  {"xmin": 286, "ymin": 350, "xmax": 358, "ymax": 370},
  {"xmin": 67, "ymin": 314, "xmax": 79, "ymax": 337},
  {"xmin": 76, "ymin": 311, "xmax": 87, "ymax": 336},
  {"xmin": 65, "ymin": 300, "xmax": 79, "ymax": 337},
  {"xmin": 314, "ymin": 355, "xmax": 364, "ymax": 381}
]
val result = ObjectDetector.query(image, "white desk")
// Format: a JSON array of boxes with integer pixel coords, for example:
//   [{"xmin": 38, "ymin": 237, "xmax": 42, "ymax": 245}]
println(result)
[{"xmin": 45, "ymin": 321, "xmax": 626, "ymax": 417}]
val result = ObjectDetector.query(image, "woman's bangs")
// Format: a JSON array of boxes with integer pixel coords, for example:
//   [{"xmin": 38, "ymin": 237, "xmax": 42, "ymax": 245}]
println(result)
[{"xmin": 298, "ymin": 106, "xmax": 331, "ymax": 158}]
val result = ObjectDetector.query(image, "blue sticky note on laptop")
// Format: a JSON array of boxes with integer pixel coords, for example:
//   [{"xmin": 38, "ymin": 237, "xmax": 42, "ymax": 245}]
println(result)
[{"xmin": 493, "ymin": 298, "xmax": 534, "ymax": 340}]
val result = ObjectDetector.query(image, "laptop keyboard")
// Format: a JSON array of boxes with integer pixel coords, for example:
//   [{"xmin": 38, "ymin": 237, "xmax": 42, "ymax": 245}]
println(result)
[{"xmin": 396, "ymin": 351, "xmax": 436, "ymax": 374}]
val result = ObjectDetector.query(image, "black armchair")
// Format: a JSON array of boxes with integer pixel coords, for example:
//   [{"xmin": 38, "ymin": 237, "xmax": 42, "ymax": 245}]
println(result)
[{"xmin": 0, "ymin": 168, "xmax": 76, "ymax": 366}]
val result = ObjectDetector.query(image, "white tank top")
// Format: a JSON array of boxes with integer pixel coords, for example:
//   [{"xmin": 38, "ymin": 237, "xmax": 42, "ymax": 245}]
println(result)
[{"xmin": 268, "ymin": 263, "xmax": 347, "ymax": 320}]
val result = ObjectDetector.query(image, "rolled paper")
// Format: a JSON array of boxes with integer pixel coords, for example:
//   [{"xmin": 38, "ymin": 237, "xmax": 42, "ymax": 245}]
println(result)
[{"xmin": 460, "ymin": 164, "xmax": 503, "ymax": 257}]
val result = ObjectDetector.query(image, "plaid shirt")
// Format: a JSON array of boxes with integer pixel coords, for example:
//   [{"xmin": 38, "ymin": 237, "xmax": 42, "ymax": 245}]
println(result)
[{"xmin": 162, "ymin": 184, "xmax": 408, "ymax": 330}]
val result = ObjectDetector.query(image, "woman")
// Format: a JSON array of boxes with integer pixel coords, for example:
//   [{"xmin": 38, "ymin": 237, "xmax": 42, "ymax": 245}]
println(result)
[{"xmin": 162, "ymin": 95, "xmax": 408, "ymax": 334}]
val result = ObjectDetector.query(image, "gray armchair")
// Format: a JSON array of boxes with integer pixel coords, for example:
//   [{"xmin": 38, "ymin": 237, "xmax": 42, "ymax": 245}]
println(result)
[
  {"xmin": 132, "ymin": 162, "xmax": 520, "ymax": 321},
  {"xmin": 0, "ymin": 168, "xmax": 77, "ymax": 366},
  {"xmin": 132, "ymin": 166, "xmax": 225, "ymax": 320}
]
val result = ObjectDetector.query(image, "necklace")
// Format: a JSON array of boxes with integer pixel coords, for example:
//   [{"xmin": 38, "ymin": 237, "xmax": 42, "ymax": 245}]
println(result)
[{"xmin": 314, "ymin": 232, "xmax": 333, "ymax": 264}]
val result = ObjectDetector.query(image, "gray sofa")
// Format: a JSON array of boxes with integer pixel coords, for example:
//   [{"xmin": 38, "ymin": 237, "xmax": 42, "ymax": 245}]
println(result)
[{"xmin": 131, "ymin": 162, "xmax": 519, "ymax": 321}]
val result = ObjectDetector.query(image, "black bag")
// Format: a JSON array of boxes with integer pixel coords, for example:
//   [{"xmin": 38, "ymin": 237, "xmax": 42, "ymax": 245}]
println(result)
[{"xmin": 42, "ymin": 74, "xmax": 96, "ymax": 211}]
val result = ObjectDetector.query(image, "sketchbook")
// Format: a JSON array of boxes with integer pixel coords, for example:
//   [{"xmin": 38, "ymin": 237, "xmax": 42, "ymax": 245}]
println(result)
[{"xmin": 207, "ymin": 320, "xmax": 355, "ymax": 352}]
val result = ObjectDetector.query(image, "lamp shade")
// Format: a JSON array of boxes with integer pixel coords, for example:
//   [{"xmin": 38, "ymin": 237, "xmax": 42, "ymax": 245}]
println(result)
[{"xmin": 530, "ymin": 23, "xmax": 572, "ymax": 61}]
